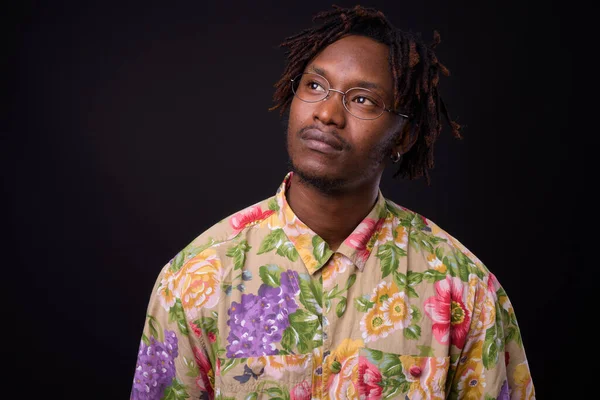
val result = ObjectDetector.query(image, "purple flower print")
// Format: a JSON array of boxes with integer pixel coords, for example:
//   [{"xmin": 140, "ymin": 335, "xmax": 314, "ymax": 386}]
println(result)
[
  {"xmin": 226, "ymin": 269, "xmax": 300, "ymax": 357},
  {"xmin": 131, "ymin": 330, "xmax": 179, "ymax": 400}
]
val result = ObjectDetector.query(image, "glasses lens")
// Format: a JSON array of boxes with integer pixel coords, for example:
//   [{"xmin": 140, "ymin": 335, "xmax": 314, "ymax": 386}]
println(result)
[
  {"xmin": 292, "ymin": 73, "xmax": 329, "ymax": 103},
  {"xmin": 344, "ymin": 88, "xmax": 385, "ymax": 120}
]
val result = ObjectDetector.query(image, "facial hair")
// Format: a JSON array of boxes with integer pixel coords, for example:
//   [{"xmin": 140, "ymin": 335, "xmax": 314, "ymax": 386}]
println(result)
[{"xmin": 284, "ymin": 121, "xmax": 397, "ymax": 196}]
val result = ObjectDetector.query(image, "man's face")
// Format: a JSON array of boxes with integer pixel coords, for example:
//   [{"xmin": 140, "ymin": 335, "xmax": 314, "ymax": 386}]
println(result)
[{"xmin": 287, "ymin": 34, "xmax": 405, "ymax": 192}]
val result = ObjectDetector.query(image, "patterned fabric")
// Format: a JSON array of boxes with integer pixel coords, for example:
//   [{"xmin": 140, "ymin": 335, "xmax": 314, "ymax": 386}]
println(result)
[{"xmin": 130, "ymin": 172, "xmax": 534, "ymax": 400}]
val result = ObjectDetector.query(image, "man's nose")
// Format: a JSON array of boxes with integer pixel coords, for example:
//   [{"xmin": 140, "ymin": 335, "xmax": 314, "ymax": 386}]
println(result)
[{"xmin": 313, "ymin": 89, "xmax": 346, "ymax": 127}]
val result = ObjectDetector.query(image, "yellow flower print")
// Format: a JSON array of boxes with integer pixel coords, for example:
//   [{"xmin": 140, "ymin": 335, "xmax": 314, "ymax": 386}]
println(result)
[
  {"xmin": 394, "ymin": 224, "xmax": 408, "ymax": 249},
  {"xmin": 459, "ymin": 336, "xmax": 484, "ymax": 366},
  {"xmin": 158, "ymin": 267, "xmax": 179, "ymax": 310},
  {"xmin": 513, "ymin": 361, "xmax": 535, "ymax": 399},
  {"xmin": 324, "ymin": 338, "xmax": 363, "ymax": 400},
  {"xmin": 380, "ymin": 291, "xmax": 412, "ymax": 330},
  {"xmin": 312, "ymin": 347, "xmax": 323, "ymax": 399},
  {"xmin": 322, "ymin": 254, "xmax": 351, "ymax": 289},
  {"xmin": 296, "ymin": 235, "xmax": 319, "ymax": 271},
  {"xmin": 465, "ymin": 275, "xmax": 496, "ymax": 334},
  {"xmin": 426, "ymin": 253, "xmax": 447, "ymax": 273},
  {"xmin": 260, "ymin": 211, "xmax": 280, "ymax": 230},
  {"xmin": 456, "ymin": 363, "xmax": 486, "ymax": 400},
  {"xmin": 400, "ymin": 356, "xmax": 449, "ymax": 400},
  {"xmin": 370, "ymin": 280, "xmax": 399, "ymax": 305},
  {"xmin": 360, "ymin": 304, "xmax": 394, "ymax": 343},
  {"xmin": 246, "ymin": 354, "xmax": 311, "ymax": 380},
  {"xmin": 178, "ymin": 249, "xmax": 222, "ymax": 321},
  {"xmin": 375, "ymin": 220, "xmax": 393, "ymax": 245}
]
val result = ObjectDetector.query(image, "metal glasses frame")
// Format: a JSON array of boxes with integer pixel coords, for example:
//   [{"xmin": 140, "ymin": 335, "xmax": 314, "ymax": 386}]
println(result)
[{"xmin": 290, "ymin": 72, "xmax": 409, "ymax": 120}]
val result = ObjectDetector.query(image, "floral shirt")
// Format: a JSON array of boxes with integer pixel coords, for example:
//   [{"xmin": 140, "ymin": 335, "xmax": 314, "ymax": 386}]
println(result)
[{"xmin": 130, "ymin": 172, "xmax": 534, "ymax": 400}]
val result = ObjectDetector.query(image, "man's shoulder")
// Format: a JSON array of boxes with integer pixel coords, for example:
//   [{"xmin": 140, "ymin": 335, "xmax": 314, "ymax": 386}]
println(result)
[
  {"xmin": 384, "ymin": 197, "xmax": 492, "ymax": 278},
  {"xmin": 168, "ymin": 195, "xmax": 277, "ymax": 266}
]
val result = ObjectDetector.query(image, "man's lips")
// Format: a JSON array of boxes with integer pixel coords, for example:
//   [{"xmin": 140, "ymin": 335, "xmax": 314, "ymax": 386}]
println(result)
[{"xmin": 300, "ymin": 128, "xmax": 344, "ymax": 153}]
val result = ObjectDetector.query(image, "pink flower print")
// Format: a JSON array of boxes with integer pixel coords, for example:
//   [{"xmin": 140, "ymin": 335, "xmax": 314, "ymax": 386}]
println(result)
[
  {"xmin": 193, "ymin": 347, "xmax": 214, "ymax": 397},
  {"xmin": 190, "ymin": 322, "xmax": 202, "ymax": 337},
  {"xmin": 229, "ymin": 205, "xmax": 275, "ymax": 233},
  {"xmin": 344, "ymin": 218, "xmax": 384, "ymax": 262},
  {"xmin": 357, "ymin": 356, "xmax": 383, "ymax": 400},
  {"xmin": 290, "ymin": 380, "xmax": 312, "ymax": 400},
  {"xmin": 423, "ymin": 276, "xmax": 471, "ymax": 349}
]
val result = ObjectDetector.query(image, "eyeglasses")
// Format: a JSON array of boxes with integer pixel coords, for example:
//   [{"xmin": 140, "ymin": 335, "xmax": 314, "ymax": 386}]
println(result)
[{"xmin": 290, "ymin": 72, "xmax": 409, "ymax": 120}]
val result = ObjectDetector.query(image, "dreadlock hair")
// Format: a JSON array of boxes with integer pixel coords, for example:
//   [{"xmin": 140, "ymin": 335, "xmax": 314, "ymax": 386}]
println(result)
[{"xmin": 270, "ymin": 5, "xmax": 462, "ymax": 184}]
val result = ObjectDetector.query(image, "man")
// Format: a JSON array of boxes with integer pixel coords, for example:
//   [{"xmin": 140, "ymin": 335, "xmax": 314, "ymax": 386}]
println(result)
[{"xmin": 130, "ymin": 5, "xmax": 534, "ymax": 399}]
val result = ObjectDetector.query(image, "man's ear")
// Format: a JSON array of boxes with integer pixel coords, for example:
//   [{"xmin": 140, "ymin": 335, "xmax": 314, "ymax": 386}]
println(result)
[{"xmin": 394, "ymin": 121, "xmax": 417, "ymax": 155}]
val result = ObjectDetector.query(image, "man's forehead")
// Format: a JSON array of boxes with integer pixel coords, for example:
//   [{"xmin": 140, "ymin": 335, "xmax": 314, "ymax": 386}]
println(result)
[{"xmin": 304, "ymin": 35, "xmax": 393, "ymax": 90}]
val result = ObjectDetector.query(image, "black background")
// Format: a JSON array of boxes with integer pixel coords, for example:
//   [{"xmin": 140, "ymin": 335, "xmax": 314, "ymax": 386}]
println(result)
[{"xmin": 4, "ymin": 0, "xmax": 584, "ymax": 398}]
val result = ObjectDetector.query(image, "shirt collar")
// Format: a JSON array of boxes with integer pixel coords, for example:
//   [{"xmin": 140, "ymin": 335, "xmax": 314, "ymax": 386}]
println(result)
[{"xmin": 274, "ymin": 172, "xmax": 389, "ymax": 274}]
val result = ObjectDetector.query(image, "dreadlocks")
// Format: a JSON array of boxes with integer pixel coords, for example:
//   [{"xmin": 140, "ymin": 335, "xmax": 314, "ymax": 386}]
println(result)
[{"xmin": 270, "ymin": 5, "xmax": 462, "ymax": 184}]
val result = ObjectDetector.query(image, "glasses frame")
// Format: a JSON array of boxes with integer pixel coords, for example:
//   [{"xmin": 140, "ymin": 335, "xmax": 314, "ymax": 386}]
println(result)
[{"xmin": 290, "ymin": 72, "xmax": 409, "ymax": 120}]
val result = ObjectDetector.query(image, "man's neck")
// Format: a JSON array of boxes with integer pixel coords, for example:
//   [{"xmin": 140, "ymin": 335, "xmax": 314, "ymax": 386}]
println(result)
[{"xmin": 286, "ymin": 173, "xmax": 380, "ymax": 251}]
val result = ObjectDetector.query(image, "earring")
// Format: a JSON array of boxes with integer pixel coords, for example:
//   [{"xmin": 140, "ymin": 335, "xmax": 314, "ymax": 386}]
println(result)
[{"xmin": 390, "ymin": 151, "xmax": 402, "ymax": 163}]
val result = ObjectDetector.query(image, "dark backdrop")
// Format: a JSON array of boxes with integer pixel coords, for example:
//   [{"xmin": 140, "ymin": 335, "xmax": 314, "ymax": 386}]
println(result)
[{"xmin": 4, "ymin": 0, "xmax": 583, "ymax": 398}]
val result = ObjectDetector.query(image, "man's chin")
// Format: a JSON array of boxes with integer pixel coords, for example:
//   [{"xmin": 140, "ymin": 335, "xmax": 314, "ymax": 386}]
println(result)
[{"xmin": 289, "ymin": 162, "xmax": 347, "ymax": 195}]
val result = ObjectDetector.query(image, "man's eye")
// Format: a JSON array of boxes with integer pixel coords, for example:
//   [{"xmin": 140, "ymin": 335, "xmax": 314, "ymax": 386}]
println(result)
[
  {"xmin": 352, "ymin": 96, "xmax": 376, "ymax": 106},
  {"xmin": 307, "ymin": 81, "xmax": 326, "ymax": 92}
]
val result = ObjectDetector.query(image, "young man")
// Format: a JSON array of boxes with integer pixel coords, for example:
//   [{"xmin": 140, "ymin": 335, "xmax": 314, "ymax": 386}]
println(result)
[{"xmin": 130, "ymin": 5, "xmax": 534, "ymax": 399}]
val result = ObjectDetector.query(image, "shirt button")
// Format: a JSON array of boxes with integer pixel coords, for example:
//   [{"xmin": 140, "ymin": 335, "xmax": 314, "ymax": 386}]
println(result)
[
  {"xmin": 409, "ymin": 365, "xmax": 422, "ymax": 378},
  {"xmin": 330, "ymin": 360, "xmax": 342, "ymax": 374}
]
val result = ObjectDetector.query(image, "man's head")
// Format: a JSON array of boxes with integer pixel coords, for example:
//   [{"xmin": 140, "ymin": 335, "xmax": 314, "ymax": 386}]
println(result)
[{"xmin": 271, "ymin": 5, "xmax": 461, "ymax": 191}]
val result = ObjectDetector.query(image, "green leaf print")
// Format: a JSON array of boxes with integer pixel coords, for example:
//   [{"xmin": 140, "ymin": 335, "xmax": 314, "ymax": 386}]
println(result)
[
  {"xmin": 417, "ymin": 345, "xmax": 435, "ymax": 356},
  {"xmin": 410, "ymin": 305, "xmax": 422, "ymax": 322},
  {"xmin": 268, "ymin": 197, "xmax": 280, "ymax": 211},
  {"xmin": 257, "ymin": 229, "xmax": 286, "ymax": 255},
  {"xmin": 168, "ymin": 299, "xmax": 189, "ymax": 336},
  {"xmin": 289, "ymin": 309, "xmax": 320, "ymax": 353},
  {"xmin": 226, "ymin": 240, "xmax": 251, "ymax": 270},
  {"xmin": 392, "ymin": 271, "xmax": 407, "ymax": 289},
  {"xmin": 354, "ymin": 296, "xmax": 375, "ymax": 312},
  {"xmin": 183, "ymin": 356, "xmax": 199, "ymax": 377},
  {"xmin": 423, "ymin": 268, "xmax": 447, "ymax": 282},
  {"xmin": 407, "ymin": 271, "xmax": 423, "ymax": 286},
  {"xmin": 385, "ymin": 202, "xmax": 413, "ymax": 224},
  {"xmin": 147, "ymin": 314, "xmax": 162, "ymax": 342},
  {"xmin": 196, "ymin": 316, "xmax": 217, "ymax": 335},
  {"xmin": 266, "ymin": 387, "xmax": 284, "ymax": 397},
  {"xmin": 379, "ymin": 353, "xmax": 403, "ymax": 377},
  {"xmin": 298, "ymin": 273, "xmax": 323, "ymax": 314},
  {"xmin": 245, "ymin": 393, "xmax": 258, "ymax": 400},
  {"xmin": 162, "ymin": 378, "xmax": 190, "ymax": 400},
  {"xmin": 406, "ymin": 286, "xmax": 419, "ymax": 298},
  {"xmin": 483, "ymin": 325, "xmax": 499, "ymax": 369},
  {"xmin": 312, "ymin": 235, "xmax": 332, "ymax": 263},
  {"xmin": 290, "ymin": 308, "xmax": 320, "ymax": 326},
  {"xmin": 220, "ymin": 357, "xmax": 239, "ymax": 375},
  {"xmin": 403, "ymin": 324, "xmax": 421, "ymax": 340},
  {"xmin": 455, "ymin": 251, "xmax": 471, "ymax": 282},
  {"xmin": 276, "ymin": 240, "xmax": 299, "ymax": 262},
  {"xmin": 336, "ymin": 297, "xmax": 347, "ymax": 317},
  {"xmin": 172, "ymin": 251, "xmax": 186, "ymax": 272},
  {"xmin": 345, "ymin": 273, "xmax": 357, "ymax": 289},
  {"xmin": 259, "ymin": 264, "xmax": 283, "ymax": 287},
  {"xmin": 377, "ymin": 242, "xmax": 407, "ymax": 278},
  {"xmin": 443, "ymin": 254, "xmax": 459, "ymax": 277},
  {"xmin": 281, "ymin": 325, "xmax": 300, "ymax": 352},
  {"xmin": 363, "ymin": 348, "xmax": 384, "ymax": 361}
]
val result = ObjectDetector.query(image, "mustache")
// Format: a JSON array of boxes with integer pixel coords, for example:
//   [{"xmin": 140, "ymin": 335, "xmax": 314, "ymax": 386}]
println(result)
[{"xmin": 296, "ymin": 124, "xmax": 351, "ymax": 151}]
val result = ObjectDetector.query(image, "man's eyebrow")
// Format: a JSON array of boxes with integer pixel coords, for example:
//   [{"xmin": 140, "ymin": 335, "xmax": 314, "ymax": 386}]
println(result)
[{"xmin": 307, "ymin": 64, "xmax": 387, "ymax": 93}]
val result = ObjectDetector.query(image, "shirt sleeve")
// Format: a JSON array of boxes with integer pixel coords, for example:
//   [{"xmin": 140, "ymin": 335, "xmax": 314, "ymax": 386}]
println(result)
[
  {"xmin": 129, "ymin": 258, "xmax": 214, "ymax": 400},
  {"xmin": 446, "ymin": 273, "xmax": 535, "ymax": 399}
]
